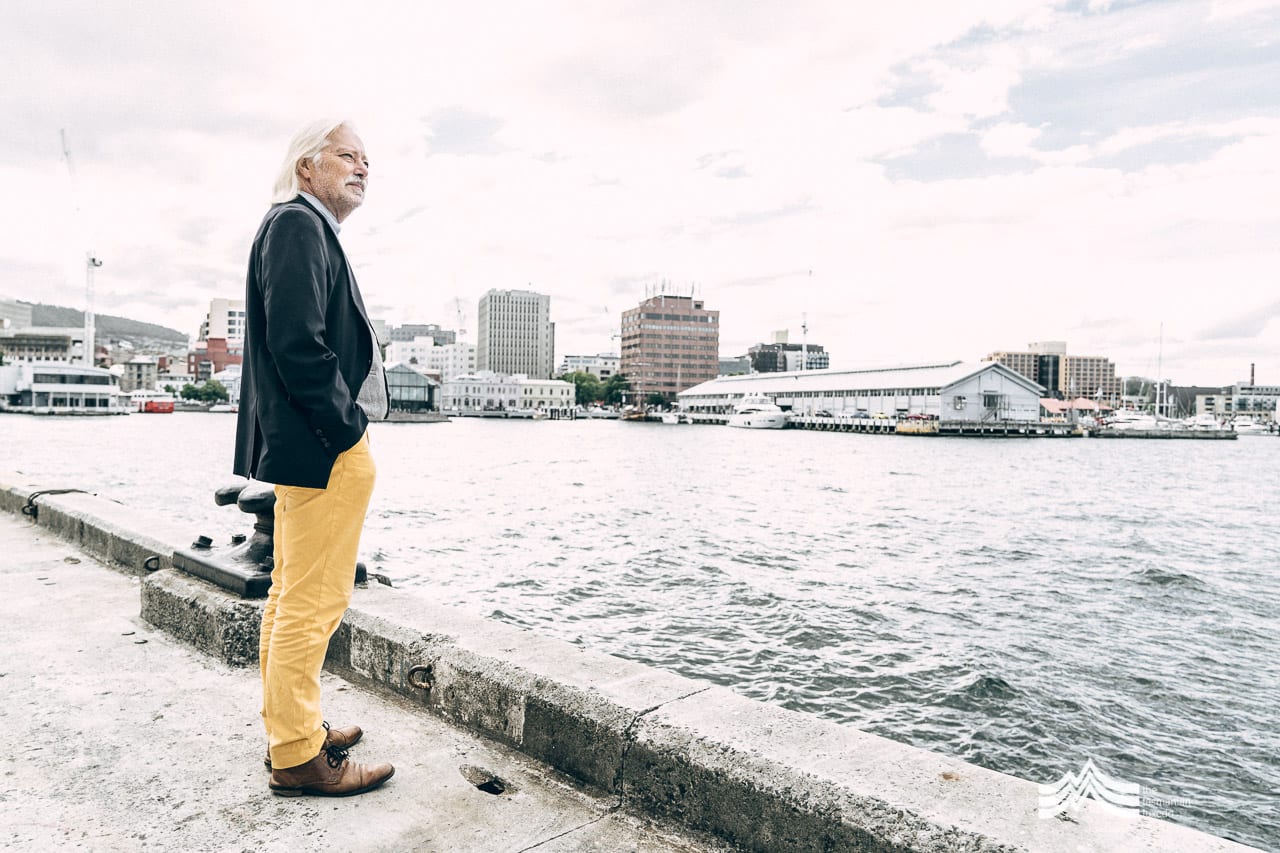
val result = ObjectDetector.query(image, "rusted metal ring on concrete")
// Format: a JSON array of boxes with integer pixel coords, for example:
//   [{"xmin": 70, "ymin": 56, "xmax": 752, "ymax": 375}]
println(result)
[
  {"xmin": 407, "ymin": 664, "xmax": 433, "ymax": 691},
  {"xmin": 143, "ymin": 555, "xmax": 161, "ymax": 572}
]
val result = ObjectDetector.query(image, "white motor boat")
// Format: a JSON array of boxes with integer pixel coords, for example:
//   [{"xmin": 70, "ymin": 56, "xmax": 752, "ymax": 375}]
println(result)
[
  {"xmin": 1105, "ymin": 409, "xmax": 1160, "ymax": 431},
  {"xmin": 726, "ymin": 395, "xmax": 788, "ymax": 429},
  {"xmin": 1232, "ymin": 416, "xmax": 1271, "ymax": 435}
]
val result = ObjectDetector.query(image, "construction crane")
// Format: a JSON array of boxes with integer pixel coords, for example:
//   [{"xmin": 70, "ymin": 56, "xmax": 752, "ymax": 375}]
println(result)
[{"xmin": 60, "ymin": 129, "xmax": 101, "ymax": 367}]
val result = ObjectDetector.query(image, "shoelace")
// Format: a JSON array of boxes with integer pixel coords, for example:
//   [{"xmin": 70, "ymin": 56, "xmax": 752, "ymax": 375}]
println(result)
[{"xmin": 323, "ymin": 742, "xmax": 350, "ymax": 769}]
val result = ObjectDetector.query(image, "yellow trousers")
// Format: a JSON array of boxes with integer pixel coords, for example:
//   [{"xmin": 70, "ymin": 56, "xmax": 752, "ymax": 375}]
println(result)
[{"xmin": 260, "ymin": 432, "xmax": 376, "ymax": 770}]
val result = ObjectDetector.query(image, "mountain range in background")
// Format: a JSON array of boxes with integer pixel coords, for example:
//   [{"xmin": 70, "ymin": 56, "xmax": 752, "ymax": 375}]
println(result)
[{"xmin": 22, "ymin": 301, "xmax": 188, "ymax": 346}]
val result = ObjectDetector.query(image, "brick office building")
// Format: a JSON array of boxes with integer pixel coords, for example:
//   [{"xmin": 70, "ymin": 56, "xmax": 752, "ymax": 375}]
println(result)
[{"xmin": 619, "ymin": 294, "xmax": 719, "ymax": 405}]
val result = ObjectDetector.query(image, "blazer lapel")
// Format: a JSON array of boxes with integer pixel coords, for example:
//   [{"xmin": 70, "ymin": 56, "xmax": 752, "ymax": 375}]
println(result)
[{"xmin": 292, "ymin": 195, "xmax": 374, "ymax": 329}]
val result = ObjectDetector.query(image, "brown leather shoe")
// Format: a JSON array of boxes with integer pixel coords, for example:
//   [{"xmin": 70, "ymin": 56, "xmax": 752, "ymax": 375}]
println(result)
[
  {"xmin": 264, "ymin": 721, "xmax": 364, "ymax": 769},
  {"xmin": 269, "ymin": 744, "xmax": 394, "ymax": 798}
]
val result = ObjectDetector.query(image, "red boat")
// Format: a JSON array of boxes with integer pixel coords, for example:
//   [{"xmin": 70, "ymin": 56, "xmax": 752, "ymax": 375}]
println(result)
[{"xmin": 131, "ymin": 391, "xmax": 175, "ymax": 413}]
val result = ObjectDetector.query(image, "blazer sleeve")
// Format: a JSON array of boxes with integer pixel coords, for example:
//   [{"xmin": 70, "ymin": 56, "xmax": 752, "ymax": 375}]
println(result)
[{"xmin": 258, "ymin": 206, "xmax": 368, "ymax": 455}]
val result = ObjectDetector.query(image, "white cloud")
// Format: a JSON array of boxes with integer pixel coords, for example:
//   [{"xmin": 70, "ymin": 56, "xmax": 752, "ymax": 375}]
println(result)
[
  {"xmin": 979, "ymin": 122, "xmax": 1043, "ymax": 158},
  {"xmin": 0, "ymin": 0, "xmax": 1276, "ymax": 385}
]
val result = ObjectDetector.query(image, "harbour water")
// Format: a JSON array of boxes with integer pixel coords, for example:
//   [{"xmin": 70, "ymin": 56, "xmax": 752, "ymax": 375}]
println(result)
[{"xmin": 5, "ymin": 413, "xmax": 1278, "ymax": 849}]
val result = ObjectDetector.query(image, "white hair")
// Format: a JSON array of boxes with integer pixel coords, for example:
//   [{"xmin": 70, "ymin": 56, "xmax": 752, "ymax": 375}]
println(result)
[{"xmin": 269, "ymin": 119, "xmax": 355, "ymax": 204}]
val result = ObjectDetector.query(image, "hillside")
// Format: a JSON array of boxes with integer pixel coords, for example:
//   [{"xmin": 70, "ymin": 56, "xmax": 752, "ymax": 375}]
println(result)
[{"xmin": 25, "ymin": 302, "xmax": 188, "ymax": 344}]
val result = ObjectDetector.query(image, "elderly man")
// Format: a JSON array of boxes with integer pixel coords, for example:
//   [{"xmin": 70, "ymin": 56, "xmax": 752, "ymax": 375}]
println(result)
[{"xmin": 233, "ymin": 120, "xmax": 393, "ymax": 797}]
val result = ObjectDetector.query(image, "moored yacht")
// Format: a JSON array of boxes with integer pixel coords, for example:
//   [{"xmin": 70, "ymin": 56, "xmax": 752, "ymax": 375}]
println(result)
[
  {"xmin": 726, "ymin": 395, "xmax": 788, "ymax": 429},
  {"xmin": 1231, "ymin": 416, "xmax": 1271, "ymax": 435}
]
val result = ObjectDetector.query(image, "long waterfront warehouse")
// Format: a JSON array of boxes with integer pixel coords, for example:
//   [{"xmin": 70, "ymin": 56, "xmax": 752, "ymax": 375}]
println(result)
[{"xmin": 677, "ymin": 360, "xmax": 1046, "ymax": 423}]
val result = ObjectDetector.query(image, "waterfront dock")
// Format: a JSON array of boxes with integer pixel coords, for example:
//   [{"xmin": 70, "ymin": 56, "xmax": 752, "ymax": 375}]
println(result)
[
  {"xmin": 1, "ymin": 475, "xmax": 1257, "ymax": 852},
  {"xmin": 0, "ymin": 511, "xmax": 717, "ymax": 853},
  {"xmin": 663, "ymin": 413, "xmax": 1246, "ymax": 439},
  {"xmin": 1088, "ymin": 428, "xmax": 1239, "ymax": 439}
]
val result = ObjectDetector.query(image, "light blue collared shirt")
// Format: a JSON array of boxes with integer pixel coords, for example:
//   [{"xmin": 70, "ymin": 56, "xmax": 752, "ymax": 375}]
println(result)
[{"xmin": 298, "ymin": 191, "xmax": 340, "ymax": 234}]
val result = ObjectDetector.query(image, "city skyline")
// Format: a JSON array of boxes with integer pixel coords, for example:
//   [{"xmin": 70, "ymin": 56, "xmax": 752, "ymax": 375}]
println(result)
[{"xmin": 3, "ymin": 1, "xmax": 1278, "ymax": 387}]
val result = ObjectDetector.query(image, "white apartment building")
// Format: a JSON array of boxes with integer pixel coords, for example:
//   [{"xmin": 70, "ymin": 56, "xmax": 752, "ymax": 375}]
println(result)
[
  {"xmin": 441, "ymin": 372, "xmax": 574, "ymax": 416},
  {"xmin": 476, "ymin": 289, "xmax": 554, "ymax": 379},
  {"xmin": 557, "ymin": 353, "xmax": 620, "ymax": 380},
  {"xmin": 199, "ymin": 298, "xmax": 246, "ymax": 344},
  {"xmin": 385, "ymin": 337, "xmax": 477, "ymax": 382}
]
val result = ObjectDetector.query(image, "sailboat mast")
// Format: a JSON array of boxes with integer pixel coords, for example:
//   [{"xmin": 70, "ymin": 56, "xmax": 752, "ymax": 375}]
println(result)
[{"xmin": 1157, "ymin": 322, "xmax": 1164, "ymax": 418}]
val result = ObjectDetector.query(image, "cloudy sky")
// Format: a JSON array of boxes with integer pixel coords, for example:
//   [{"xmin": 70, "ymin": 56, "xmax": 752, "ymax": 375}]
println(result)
[{"xmin": 4, "ymin": 0, "xmax": 1278, "ymax": 386}]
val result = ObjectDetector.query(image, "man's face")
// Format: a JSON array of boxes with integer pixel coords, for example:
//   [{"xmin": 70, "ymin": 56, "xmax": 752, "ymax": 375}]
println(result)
[{"xmin": 298, "ymin": 125, "xmax": 368, "ymax": 223}]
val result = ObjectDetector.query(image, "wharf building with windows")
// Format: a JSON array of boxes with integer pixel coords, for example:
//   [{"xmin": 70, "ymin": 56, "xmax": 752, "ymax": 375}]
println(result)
[
  {"xmin": 984, "ymin": 341, "xmax": 1121, "ymax": 402},
  {"xmin": 0, "ymin": 362, "xmax": 128, "ymax": 414},
  {"xmin": 678, "ymin": 361, "xmax": 1044, "ymax": 423},
  {"xmin": 476, "ymin": 289, "xmax": 555, "ymax": 379},
  {"xmin": 441, "ymin": 371, "xmax": 575, "ymax": 417},
  {"xmin": 620, "ymin": 294, "xmax": 719, "ymax": 404}
]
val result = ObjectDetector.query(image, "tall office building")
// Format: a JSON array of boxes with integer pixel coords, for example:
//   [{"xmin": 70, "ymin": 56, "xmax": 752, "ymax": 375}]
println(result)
[
  {"xmin": 620, "ymin": 293, "xmax": 719, "ymax": 404},
  {"xmin": 985, "ymin": 341, "xmax": 1122, "ymax": 401},
  {"xmin": 476, "ymin": 289, "xmax": 554, "ymax": 378}
]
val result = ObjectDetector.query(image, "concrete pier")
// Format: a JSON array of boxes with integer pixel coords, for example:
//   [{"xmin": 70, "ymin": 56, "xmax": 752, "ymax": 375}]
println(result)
[
  {"xmin": 1, "ymin": 473, "xmax": 1258, "ymax": 852},
  {"xmin": 0, "ymin": 511, "xmax": 720, "ymax": 853},
  {"xmin": 1088, "ymin": 428, "xmax": 1238, "ymax": 439}
]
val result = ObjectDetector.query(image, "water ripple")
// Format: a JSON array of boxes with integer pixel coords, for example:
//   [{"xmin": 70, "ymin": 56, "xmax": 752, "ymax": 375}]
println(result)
[{"xmin": 7, "ymin": 415, "xmax": 1279, "ymax": 849}]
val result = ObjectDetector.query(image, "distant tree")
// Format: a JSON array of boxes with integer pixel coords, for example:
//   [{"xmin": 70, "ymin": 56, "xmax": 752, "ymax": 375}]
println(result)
[
  {"xmin": 200, "ymin": 379, "xmax": 229, "ymax": 402},
  {"xmin": 603, "ymin": 373, "xmax": 629, "ymax": 406},
  {"xmin": 645, "ymin": 392, "xmax": 666, "ymax": 408},
  {"xmin": 560, "ymin": 370, "xmax": 603, "ymax": 405},
  {"xmin": 180, "ymin": 379, "xmax": 228, "ymax": 403}
]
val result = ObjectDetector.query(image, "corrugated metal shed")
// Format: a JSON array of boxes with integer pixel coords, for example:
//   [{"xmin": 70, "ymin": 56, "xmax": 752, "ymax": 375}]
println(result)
[{"xmin": 679, "ymin": 361, "xmax": 1042, "ymax": 399}]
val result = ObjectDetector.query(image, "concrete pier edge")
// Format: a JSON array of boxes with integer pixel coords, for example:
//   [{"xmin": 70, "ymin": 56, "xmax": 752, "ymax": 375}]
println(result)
[{"xmin": 0, "ymin": 473, "xmax": 1253, "ymax": 853}]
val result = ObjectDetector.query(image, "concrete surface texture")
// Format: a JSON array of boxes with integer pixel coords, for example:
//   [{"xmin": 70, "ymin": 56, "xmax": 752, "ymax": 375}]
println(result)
[
  {"xmin": 0, "ymin": 513, "xmax": 724, "ymax": 853},
  {"xmin": 1, "ymin": 474, "xmax": 1260, "ymax": 853}
]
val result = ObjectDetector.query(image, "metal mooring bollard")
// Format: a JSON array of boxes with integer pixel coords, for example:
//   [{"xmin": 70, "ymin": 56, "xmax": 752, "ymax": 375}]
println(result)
[
  {"xmin": 170, "ymin": 480, "xmax": 385, "ymax": 599},
  {"xmin": 172, "ymin": 479, "xmax": 277, "ymax": 598}
]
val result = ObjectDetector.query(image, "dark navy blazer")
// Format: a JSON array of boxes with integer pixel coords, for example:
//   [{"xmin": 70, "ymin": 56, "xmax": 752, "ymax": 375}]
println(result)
[{"xmin": 233, "ymin": 197, "xmax": 374, "ymax": 489}]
